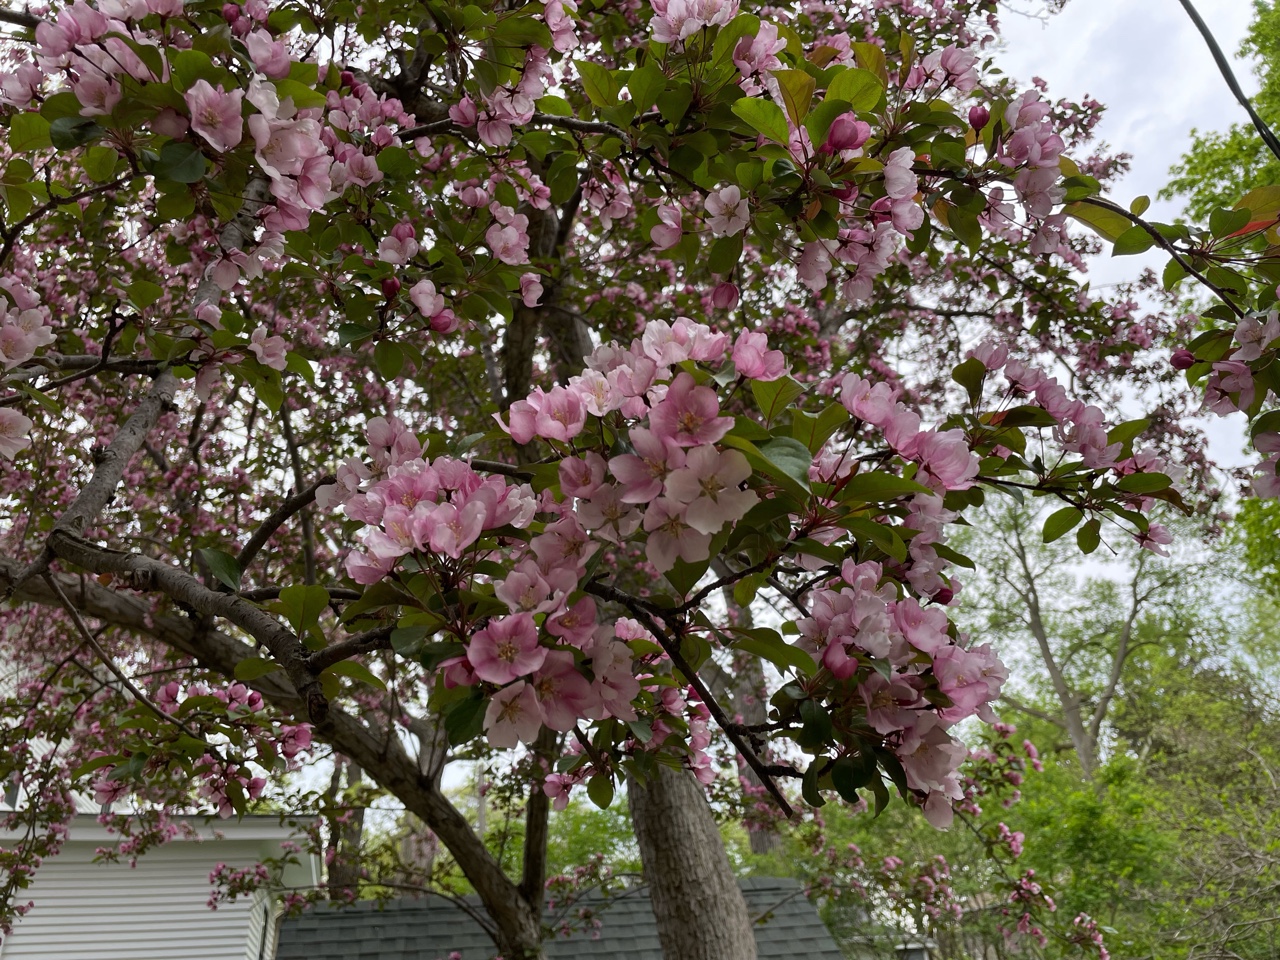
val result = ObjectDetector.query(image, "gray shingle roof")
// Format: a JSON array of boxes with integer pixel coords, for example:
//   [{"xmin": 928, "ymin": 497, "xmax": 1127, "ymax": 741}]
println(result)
[{"xmin": 277, "ymin": 877, "xmax": 845, "ymax": 960}]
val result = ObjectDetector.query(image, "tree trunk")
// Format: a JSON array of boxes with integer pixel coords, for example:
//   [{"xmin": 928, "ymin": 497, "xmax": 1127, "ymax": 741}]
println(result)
[{"xmin": 630, "ymin": 764, "xmax": 758, "ymax": 960}]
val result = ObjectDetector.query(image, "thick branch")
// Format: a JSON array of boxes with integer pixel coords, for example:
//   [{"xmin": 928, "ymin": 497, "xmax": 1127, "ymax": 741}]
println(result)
[
  {"xmin": 47, "ymin": 532, "xmax": 330, "ymax": 724},
  {"xmin": 0, "ymin": 554, "xmax": 544, "ymax": 959},
  {"xmin": 0, "ymin": 8, "xmax": 37, "ymax": 28}
]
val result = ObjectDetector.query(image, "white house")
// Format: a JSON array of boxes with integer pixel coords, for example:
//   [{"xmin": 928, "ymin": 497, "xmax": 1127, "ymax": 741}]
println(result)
[{"xmin": 0, "ymin": 814, "xmax": 317, "ymax": 960}]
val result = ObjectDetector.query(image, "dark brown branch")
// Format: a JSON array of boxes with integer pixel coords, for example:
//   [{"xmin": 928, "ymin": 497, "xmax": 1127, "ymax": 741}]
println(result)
[
  {"xmin": 0, "ymin": 8, "xmax": 37, "ymax": 28},
  {"xmin": 236, "ymin": 474, "xmax": 336, "ymax": 575},
  {"xmin": 1178, "ymin": 0, "xmax": 1280, "ymax": 163},
  {"xmin": 306, "ymin": 624, "xmax": 394, "ymax": 674},
  {"xmin": 584, "ymin": 579, "xmax": 795, "ymax": 817},
  {"xmin": 47, "ymin": 531, "xmax": 330, "ymax": 723},
  {"xmin": 518, "ymin": 726, "xmax": 558, "ymax": 910}
]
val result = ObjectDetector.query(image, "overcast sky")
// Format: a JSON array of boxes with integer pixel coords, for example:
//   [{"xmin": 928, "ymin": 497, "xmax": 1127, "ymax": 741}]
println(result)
[{"xmin": 996, "ymin": 0, "xmax": 1259, "ymax": 466}]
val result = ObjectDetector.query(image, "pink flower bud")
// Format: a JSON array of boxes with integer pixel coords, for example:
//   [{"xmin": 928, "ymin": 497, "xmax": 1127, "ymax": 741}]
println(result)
[
  {"xmin": 932, "ymin": 587, "xmax": 955, "ymax": 605},
  {"xmin": 221, "ymin": 3, "xmax": 240, "ymax": 22},
  {"xmin": 968, "ymin": 105, "xmax": 990, "ymax": 131},
  {"xmin": 824, "ymin": 113, "xmax": 870, "ymax": 153},
  {"xmin": 340, "ymin": 70, "xmax": 356, "ymax": 88},
  {"xmin": 711, "ymin": 281, "xmax": 739, "ymax": 310},
  {"xmin": 381, "ymin": 276, "xmax": 401, "ymax": 299},
  {"xmin": 1170, "ymin": 348, "xmax": 1196, "ymax": 370}
]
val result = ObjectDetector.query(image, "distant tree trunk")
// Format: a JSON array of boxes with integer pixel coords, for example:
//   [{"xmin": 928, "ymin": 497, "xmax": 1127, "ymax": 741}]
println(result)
[
  {"xmin": 326, "ymin": 760, "xmax": 366, "ymax": 900},
  {"xmin": 630, "ymin": 764, "xmax": 758, "ymax": 960}
]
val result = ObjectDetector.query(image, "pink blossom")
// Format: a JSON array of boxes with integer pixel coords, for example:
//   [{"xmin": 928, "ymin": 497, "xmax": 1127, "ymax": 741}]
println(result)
[
  {"xmin": 520, "ymin": 272, "xmax": 544, "ymax": 307},
  {"xmin": 704, "ymin": 185, "xmax": 749, "ymax": 237},
  {"xmin": 663, "ymin": 445, "xmax": 756, "ymax": 534},
  {"xmin": 642, "ymin": 497, "xmax": 712, "ymax": 573},
  {"xmin": 651, "ymin": 204, "xmax": 683, "ymax": 250},
  {"xmin": 468, "ymin": 613, "xmax": 547, "ymax": 684},
  {"xmin": 484, "ymin": 681, "xmax": 543, "ymax": 748},
  {"xmin": 648, "ymin": 372, "xmax": 732, "ymax": 447},
  {"xmin": 247, "ymin": 326, "xmax": 287, "ymax": 371},
  {"xmin": 184, "ymin": 79, "xmax": 244, "ymax": 153},
  {"xmin": 732, "ymin": 330, "xmax": 786, "ymax": 381},
  {"xmin": 531, "ymin": 650, "xmax": 600, "ymax": 729},
  {"xmin": 244, "ymin": 29, "xmax": 291, "ymax": 79},
  {"xmin": 0, "ymin": 408, "xmax": 32, "ymax": 459}
]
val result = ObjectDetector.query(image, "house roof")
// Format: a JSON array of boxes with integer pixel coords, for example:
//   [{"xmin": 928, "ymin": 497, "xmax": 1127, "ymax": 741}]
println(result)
[{"xmin": 277, "ymin": 877, "xmax": 845, "ymax": 960}]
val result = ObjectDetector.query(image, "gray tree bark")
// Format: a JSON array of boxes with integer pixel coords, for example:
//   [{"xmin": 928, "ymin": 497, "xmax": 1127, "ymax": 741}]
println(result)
[{"xmin": 630, "ymin": 764, "xmax": 758, "ymax": 960}]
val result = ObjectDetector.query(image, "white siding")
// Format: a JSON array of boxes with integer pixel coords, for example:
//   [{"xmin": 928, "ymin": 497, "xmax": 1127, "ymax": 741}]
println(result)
[{"xmin": 1, "ymin": 841, "xmax": 266, "ymax": 960}]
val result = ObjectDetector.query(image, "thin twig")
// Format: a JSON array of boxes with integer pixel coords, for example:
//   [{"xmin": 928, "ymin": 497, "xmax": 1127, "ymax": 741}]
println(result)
[
  {"xmin": 236, "ymin": 474, "xmax": 336, "ymax": 575},
  {"xmin": 585, "ymin": 579, "xmax": 795, "ymax": 817},
  {"xmin": 43, "ymin": 573, "xmax": 210, "ymax": 746},
  {"xmin": 1178, "ymin": 0, "xmax": 1280, "ymax": 163}
]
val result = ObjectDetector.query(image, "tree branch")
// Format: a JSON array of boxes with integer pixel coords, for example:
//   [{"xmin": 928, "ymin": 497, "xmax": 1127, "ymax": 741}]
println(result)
[
  {"xmin": 584, "ymin": 579, "xmax": 795, "ymax": 817},
  {"xmin": 1178, "ymin": 0, "xmax": 1280, "ymax": 163},
  {"xmin": 236, "ymin": 474, "xmax": 336, "ymax": 576}
]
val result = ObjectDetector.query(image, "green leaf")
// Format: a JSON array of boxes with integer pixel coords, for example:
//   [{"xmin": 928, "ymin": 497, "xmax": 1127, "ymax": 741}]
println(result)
[
  {"xmin": 839, "ymin": 471, "xmax": 932, "ymax": 502},
  {"xmin": 129, "ymin": 279, "xmax": 164, "ymax": 309},
  {"xmin": 152, "ymin": 142, "xmax": 207, "ymax": 184},
  {"xmin": 628, "ymin": 62, "xmax": 666, "ymax": 116},
  {"xmin": 751, "ymin": 376, "xmax": 805, "ymax": 424},
  {"xmin": 1042, "ymin": 506, "xmax": 1084, "ymax": 543},
  {"xmin": 48, "ymin": 116, "xmax": 104, "ymax": 150},
  {"xmin": 1162, "ymin": 257, "xmax": 1188, "ymax": 290},
  {"xmin": 197, "ymin": 547, "xmax": 242, "ymax": 590},
  {"xmin": 272, "ymin": 77, "xmax": 328, "ymax": 110},
  {"xmin": 665, "ymin": 555, "xmax": 710, "ymax": 598},
  {"xmin": 1111, "ymin": 224, "xmax": 1156, "ymax": 257},
  {"xmin": 772, "ymin": 69, "xmax": 815, "ymax": 127},
  {"xmin": 798, "ymin": 699, "xmax": 833, "ymax": 749},
  {"xmin": 758, "ymin": 437, "xmax": 814, "ymax": 495},
  {"xmin": 1063, "ymin": 201, "xmax": 1131, "ymax": 243},
  {"xmin": 1129, "ymin": 195, "xmax": 1151, "ymax": 216},
  {"xmin": 802, "ymin": 760, "xmax": 826, "ymax": 807},
  {"xmin": 278, "ymin": 584, "xmax": 330, "ymax": 634},
  {"xmin": 576, "ymin": 60, "xmax": 620, "ymax": 108},
  {"xmin": 587, "ymin": 774, "xmax": 615, "ymax": 809},
  {"xmin": 826, "ymin": 66, "xmax": 882, "ymax": 110},
  {"xmin": 732, "ymin": 571, "xmax": 770, "ymax": 608},
  {"xmin": 831, "ymin": 753, "xmax": 876, "ymax": 802},
  {"xmin": 1210, "ymin": 206, "xmax": 1251, "ymax": 239},
  {"xmin": 707, "ymin": 233, "xmax": 744, "ymax": 274},
  {"xmin": 444, "ymin": 695, "xmax": 486, "ymax": 745},
  {"xmin": 374, "ymin": 340, "xmax": 405, "ymax": 379},
  {"xmin": 1234, "ymin": 184, "xmax": 1280, "ymax": 220},
  {"xmin": 9, "ymin": 113, "xmax": 51, "ymax": 152},
  {"xmin": 322, "ymin": 660, "xmax": 387, "ymax": 690},
  {"xmin": 1106, "ymin": 418, "xmax": 1150, "ymax": 447},
  {"xmin": 627, "ymin": 719, "xmax": 654, "ymax": 744},
  {"xmin": 951, "ymin": 356, "xmax": 986, "ymax": 406},
  {"xmin": 729, "ymin": 626, "xmax": 816, "ymax": 676},
  {"xmin": 233, "ymin": 657, "xmax": 283, "ymax": 681},
  {"xmin": 1115, "ymin": 472, "xmax": 1171, "ymax": 494},
  {"xmin": 83, "ymin": 145, "xmax": 119, "ymax": 183},
  {"xmin": 732, "ymin": 97, "xmax": 790, "ymax": 144},
  {"xmin": 1076, "ymin": 518, "xmax": 1101, "ymax": 555}
]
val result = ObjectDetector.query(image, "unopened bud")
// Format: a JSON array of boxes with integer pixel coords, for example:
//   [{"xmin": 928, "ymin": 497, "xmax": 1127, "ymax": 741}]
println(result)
[
  {"xmin": 824, "ymin": 112, "xmax": 870, "ymax": 154},
  {"xmin": 968, "ymin": 105, "xmax": 990, "ymax": 132},
  {"xmin": 340, "ymin": 70, "xmax": 356, "ymax": 89},
  {"xmin": 710, "ymin": 281, "xmax": 739, "ymax": 311},
  {"xmin": 381, "ymin": 276, "xmax": 402, "ymax": 299},
  {"xmin": 221, "ymin": 3, "xmax": 239, "ymax": 22},
  {"xmin": 1170, "ymin": 348, "xmax": 1196, "ymax": 370}
]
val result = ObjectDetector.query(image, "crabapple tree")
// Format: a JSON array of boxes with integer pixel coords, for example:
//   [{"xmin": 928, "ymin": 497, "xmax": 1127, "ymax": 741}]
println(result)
[{"xmin": 0, "ymin": 0, "xmax": 1274, "ymax": 957}]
